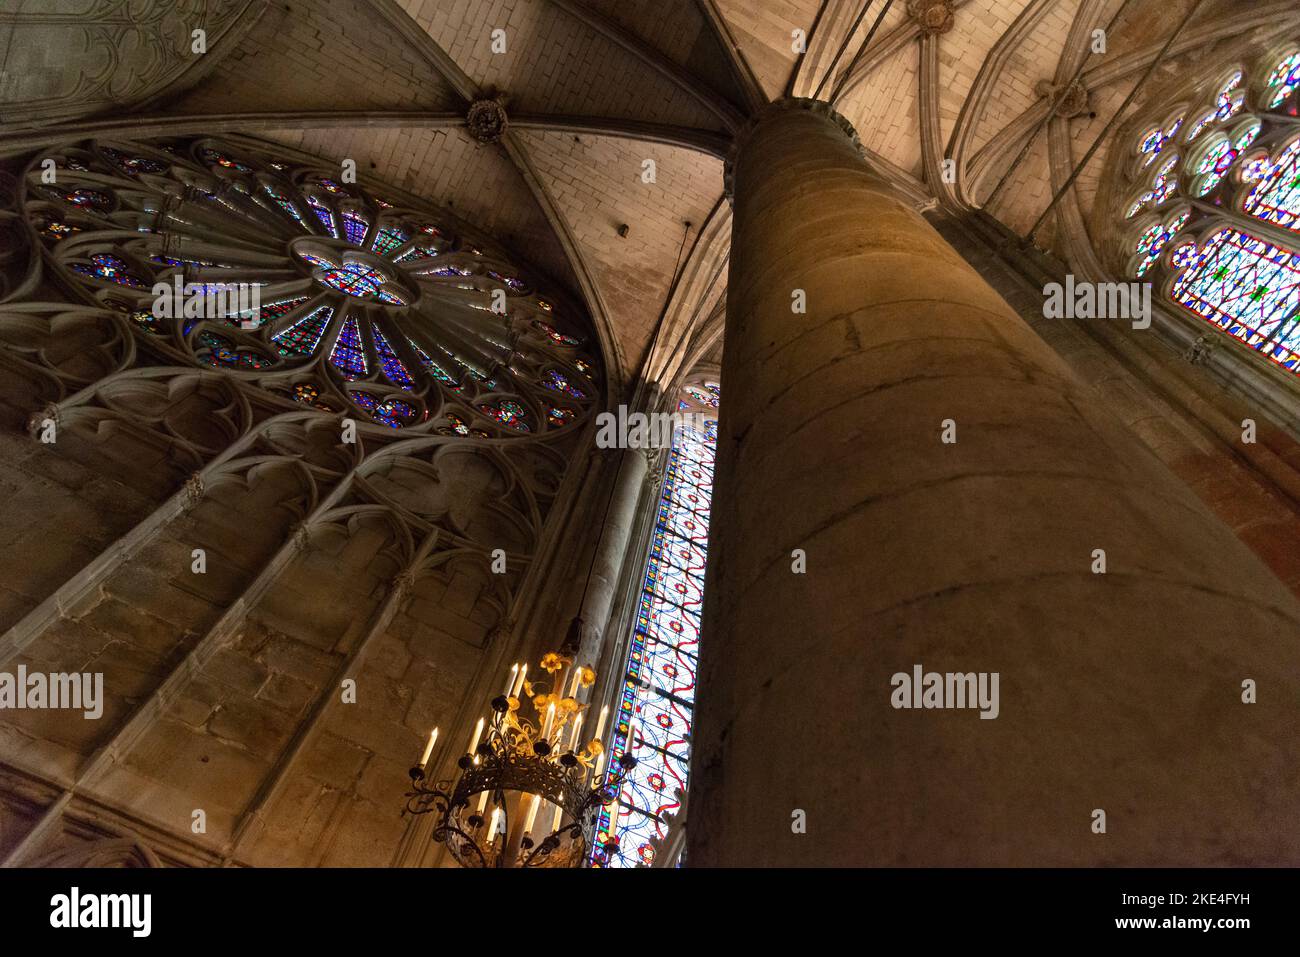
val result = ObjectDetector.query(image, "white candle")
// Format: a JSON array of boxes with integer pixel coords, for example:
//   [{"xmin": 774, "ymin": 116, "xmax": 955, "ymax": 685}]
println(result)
[
  {"xmin": 488, "ymin": 807, "xmax": 501, "ymax": 842},
  {"xmin": 467, "ymin": 716, "xmax": 485, "ymax": 756},
  {"xmin": 476, "ymin": 789, "xmax": 490, "ymax": 817},
  {"xmin": 503, "ymin": 663, "xmax": 518, "ymax": 697},
  {"xmin": 566, "ymin": 665, "xmax": 583, "ymax": 697},
  {"xmin": 541, "ymin": 701, "xmax": 556, "ymax": 741},
  {"xmin": 590, "ymin": 751, "xmax": 606, "ymax": 786},
  {"xmin": 568, "ymin": 713, "xmax": 585, "ymax": 751},
  {"xmin": 593, "ymin": 704, "xmax": 608, "ymax": 742},
  {"xmin": 418, "ymin": 727, "xmax": 439, "ymax": 768},
  {"xmin": 512, "ymin": 664, "xmax": 528, "ymax": 697},
  {"xmin": 550, "ymin": 801, "xmax": 563, "ymax": 835}
]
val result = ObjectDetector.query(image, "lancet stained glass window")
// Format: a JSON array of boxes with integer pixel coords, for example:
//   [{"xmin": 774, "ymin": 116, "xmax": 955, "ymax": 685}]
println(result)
[{"xmin": 593, "ymin": 384, "xmax": 719, "ymax": 868}]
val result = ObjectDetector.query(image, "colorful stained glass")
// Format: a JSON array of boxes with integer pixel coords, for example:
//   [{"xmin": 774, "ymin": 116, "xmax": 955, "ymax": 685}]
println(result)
[
  {"xmin": 101, "ymin": 147, "xmax": 168, "ymax": 176},
  {"xmin": 293, "ymin": 383, "xmax": 324, "ymax": 407},
  {"xmin": 1215, "ymin": 89, "xmax": 1244, "ymax": 123},
  {"xmin": 420, "ymin": 265, "xmax": 474, "ymax": 278},
  {"xmin": 50, "ymin": 187, "xmax": 112, "ymax": 212},
  {"xmin": 392, "ymin": 246, "xmax": 438, "ymax": 264},
  {"xmin": 487, "ymin": 269, "xmax": 528, "ymax": 292},
  {"xmin": 351, "ymin": 391, "xmax": 414, "ymax": 428},
  {"xmin": 1126, "ymin": 153, "xmax": 1180, "ymax": 218},
  {"xmin": 263, "ymin": 184, "xmax": 304, "ymax": 223},
  {"xmin": 152, "ymin": 255, "xmax": 223, "ymax": 268},
  {"xmin": 197, "ymin": 332, "xmax": 272, "ymax": 370},
  {"xmin": 437, "ymin": 413, "xmax": 489, "ymax": 438},
  {"xmin": 16, "ymin": 135, "xmax": 600, "ymax": 435},
  {"xmin": 684, "ymin": 385, "xmax": 720, "ymax": 408},
  {"xmin": 541, "ymin": 368, "xmax": 587, "ymax": 398},
  {"xmin": 1187, "ymin": 122, "xmax": 1258, "ymax": 199},
  {"xmin": 35, "ymin": 217, "xmax": 82, "ymax": 242},
  {"xmin": 480, "ymin": 400, "xmax": 531, "ymax": 432},
  {"xmin": 1170, "ymin": 228, "xmax": 1300, "ymax": 371},
  {"xmin": 230, "ymin": 295, "xmax": 309, "ymax": 330},
  {"xmin": 1134, "ymin": 210, "xmax": 1190, "ymax": 277},
  {"xmin": 593, "ymin": 411, "xmax": 718, "ymax": 868},
  {"xmin": 534, "ymin": 320, "xmax": 581, "ymax": 346},
  {"xmin": 1243, "ymin": 136, "xmax": 1300, "ymax": 233},
  {"xmin": 306, "ymin": 196, "xmax": 338, "ymax": 237},
  {"xmin": 1185, "ymin": 111, "xmax": 1216, "ymax": 144},
  {"xmin": 370, "ymin": 224, "xmax": 410, "ymax": 256},
  {"xmin": 316, "ymin": 261, "xmax": 406, "ymax": 305},
  {"xmin": 200, "ymin": 148, "xmax": 253, "ymax": 173},
  {"xmin": 1169, "ymin": 241, "xmax": 1197, "ymax": 271},
  {"xmin": 407, "ymin": 338, "xmax": 463, "ymax": 389},
  {"xmin": 342, "ymin": 211, "xmax": 369, "ymax": 246},
  {"xmin": 329, "ymin": 314, "xmax": 368, "ymax": 379},
  {"xmin": 1265, "ymin": 51, "xmax": 1300, "ymax": 109},
  {"xmin": 70, "ymin": 254, "xmax": 145, "ymax": 288},
  {"xmin": 1138, "ymin": 115, "xmax": 1183, "ymax": 168},
  {"xmin": 272, "ymin": 305, "xmax": 334, "ymax": 356},
  {"xmin": 371, "ymin": 325, "xmax": 415, "ymax": 389},
  {"xmin": 289, "ymin": 382, "xmax": 344, "ymax": 412}
]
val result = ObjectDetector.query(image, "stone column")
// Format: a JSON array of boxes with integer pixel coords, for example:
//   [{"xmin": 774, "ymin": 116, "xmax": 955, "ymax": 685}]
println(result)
[
  {"xmin": 689, "ymin": 99, "xmax": 1300, "ymax": 866},
  {"xmin": 575, "ymin": 446, "xmax": 650, "ymax": 668}
]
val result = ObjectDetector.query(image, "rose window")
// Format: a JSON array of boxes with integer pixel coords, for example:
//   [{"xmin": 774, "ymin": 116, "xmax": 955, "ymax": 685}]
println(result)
[{"xmin": 15, "ymin": 136, "xmax": 600, "ymax": 434}]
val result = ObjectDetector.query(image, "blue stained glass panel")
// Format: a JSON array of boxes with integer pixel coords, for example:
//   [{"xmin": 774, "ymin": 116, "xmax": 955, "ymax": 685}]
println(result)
[{"xmin": 329, "ymin": 314, "xmax": 368, "ymax": 379}]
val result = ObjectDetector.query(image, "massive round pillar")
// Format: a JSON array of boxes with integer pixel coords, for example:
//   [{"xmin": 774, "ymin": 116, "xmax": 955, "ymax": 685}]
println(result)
[{"xmin": 689, "ymin": 100, "xmax": 1300, "ymax": 866}]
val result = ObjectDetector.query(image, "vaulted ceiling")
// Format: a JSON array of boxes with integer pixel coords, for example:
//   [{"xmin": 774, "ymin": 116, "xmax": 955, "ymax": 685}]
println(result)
[{"xmin": 5, "ymin": 0, "xmax": 1298, "ymax": 396}]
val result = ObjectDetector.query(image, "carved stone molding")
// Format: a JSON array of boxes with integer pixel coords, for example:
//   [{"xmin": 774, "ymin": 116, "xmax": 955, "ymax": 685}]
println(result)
[
  {"xmin": 487, "ymin": 619, "xmax": 515, "ymax": 647},
  {"xmin": 391, "ymin": 570, "xmax": 417, "ymax": 600},
  {"xmin": 1186, "ymin": 333, "xmax": 1217, "ymax": 365},
  {"xmin": 639, "ymin": 445, "xmax": 665, "ymax": 490},
  {"xmin": 183, "ymin": 472, "xmax": 205, "ymax": 508},
  {"xmin": 26, "ymin": 402, "xmax": 59, "ymax": 440},
  {"xmin": 907, "ymin": 0, "xmax": 956, "ymax": 35},
  {"xmin": 466, "ymin": 99, "xmax": 509, "ymax": 145},
  {"xmin": 1036, "ymin": 78, "xmax": 1091, "ymax": 119}
]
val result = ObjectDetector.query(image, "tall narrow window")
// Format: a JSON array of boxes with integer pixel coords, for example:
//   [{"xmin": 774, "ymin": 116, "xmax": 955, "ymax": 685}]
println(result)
[{"xmin": 592, "ymin": 383, "xmax": 719, "ymax": 868}]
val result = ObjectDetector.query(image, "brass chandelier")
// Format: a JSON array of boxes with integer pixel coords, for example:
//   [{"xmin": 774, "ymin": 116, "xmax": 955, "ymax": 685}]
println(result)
[{"xmin": 403, "ymin": 630, "xmax": 634, "ymax": 867}]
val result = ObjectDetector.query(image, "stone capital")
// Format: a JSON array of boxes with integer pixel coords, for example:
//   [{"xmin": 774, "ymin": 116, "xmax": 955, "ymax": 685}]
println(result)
[{"xmin": 724, "ymin": 97, "xmax": 864, "ymax": 203}]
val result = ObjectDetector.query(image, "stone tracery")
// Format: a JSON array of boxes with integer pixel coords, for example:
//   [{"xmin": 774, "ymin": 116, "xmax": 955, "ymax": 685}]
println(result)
[
  {"xmin": 12, "ymin": 136, "xmax": 600, "ymax": 437},
  {"xmin": 1109, "ymin": 46, "xmax": 1300, "ymax": 373}
]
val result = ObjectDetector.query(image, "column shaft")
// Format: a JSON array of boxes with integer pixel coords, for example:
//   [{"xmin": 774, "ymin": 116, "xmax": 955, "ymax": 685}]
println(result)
[{"xmin": 689, "ymin": 102, "xmax": 1300, "ymax": 866}]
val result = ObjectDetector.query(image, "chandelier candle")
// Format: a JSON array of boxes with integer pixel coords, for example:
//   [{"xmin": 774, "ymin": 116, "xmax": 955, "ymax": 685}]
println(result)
[{"xmin": 419, "ymin": 728, "xmax": 439, "ymax": 771}]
